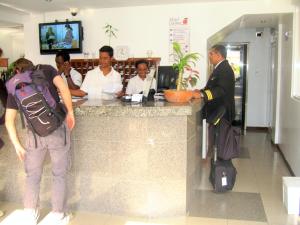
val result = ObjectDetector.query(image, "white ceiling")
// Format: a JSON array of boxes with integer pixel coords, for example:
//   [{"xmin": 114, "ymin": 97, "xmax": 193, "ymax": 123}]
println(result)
[
  {"xmin": 240, "ymin": 14, "xmax": 279, "ymax": 28},
  {"xmin": 0, "ymin": 3, "xmax": 27, "ymax": 15},
  {"xmin": 0, "ymin": 0, "xmax": 283, "ymax": 35},
  {"xmin": 0, "ymin": 0, "xmax": 254, "ymax": 13},
  {"xmin": 0, "ymin": 20, "xmax": 22, "ymax": 28},
  {"xmin": 207, "ymin": 13, "xmax": 286, "ymax": 46}
]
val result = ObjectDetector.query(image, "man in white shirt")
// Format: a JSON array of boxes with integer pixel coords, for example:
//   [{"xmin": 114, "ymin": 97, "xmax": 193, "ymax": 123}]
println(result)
[
  {"xmin": 55, "ymin": 51, "xmax": 82, "ymax": 89},
  {"xmin": 126, "ymin": 60, "xmax": 156, "ymax": 95},
  {"xmin": 70, "ymin": 46, "xmax": 123, "ymax": 99}
]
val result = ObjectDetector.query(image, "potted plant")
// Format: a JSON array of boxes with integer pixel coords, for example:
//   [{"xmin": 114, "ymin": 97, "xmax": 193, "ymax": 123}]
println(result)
[
  {"xmin": 1, "ymin": 61, "xmax": 15, "ymax": 82},
  {"xmin": 164, "ymin": 42, "xmax": 200, "ymax": 103},
  {"xmin": 103, "ymin": 23, "xmax": 118, "ymax": 46}
]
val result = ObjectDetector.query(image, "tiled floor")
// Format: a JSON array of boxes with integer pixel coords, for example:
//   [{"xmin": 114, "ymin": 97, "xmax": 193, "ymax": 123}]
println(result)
[
  {"xmin": 188, "ymin": 191, "xmax": 267, "ymax": 221},
  {"xmin": 239, "ymin": 147, "xmax": 250, "ymax": 159},
  {"xmin": 0, "ymin": 131, "xmax": 299, "ymax": 225}
]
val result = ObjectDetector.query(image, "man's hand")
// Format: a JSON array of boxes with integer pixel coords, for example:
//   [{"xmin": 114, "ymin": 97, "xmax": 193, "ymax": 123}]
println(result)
[
  {"xmin": 66, "ymin": 111, "xmax": 75, "ymax": 130},
  {"xmin": 6, "ymin": 108, "xmax": 26, "ymax": 161},
  {"xmin": 116, "ymin": 90, "xmax": 124, "ymax": 98},
  {"xmin": 15, "ymin": 145, "xmax": 26, "ymax": 161},
  {"xmin": 192, "ymin": 90, "xmax": 201, "ymax": 99},
  {"xmin": 63, "ymin": 62, "xmax": 72, "ymax": 76}
]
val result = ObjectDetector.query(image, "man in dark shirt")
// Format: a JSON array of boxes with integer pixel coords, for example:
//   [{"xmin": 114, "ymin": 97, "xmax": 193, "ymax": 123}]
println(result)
[
  {"xmin": 55, "ymin": 51, "xmax": 82, "ymax": 90},
  {"xmin": 5, "ymin": 58, "xmax": 75, "ymax": 225}
]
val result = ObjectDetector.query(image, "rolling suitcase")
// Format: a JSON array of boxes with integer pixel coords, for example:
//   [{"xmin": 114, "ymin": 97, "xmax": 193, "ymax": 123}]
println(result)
[
  {"xmin": 209, "ymin": 157, "xmax": 237, "ymax": 192},
  {"xmin": 208, "ymin": 108, "xmax": 237, "ymax": 193}
]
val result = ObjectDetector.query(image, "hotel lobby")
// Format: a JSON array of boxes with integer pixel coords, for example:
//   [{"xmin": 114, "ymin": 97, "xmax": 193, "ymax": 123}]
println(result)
[{"xmin": 0, "ymin": 0, "xmax": 300, "ymax": 225}]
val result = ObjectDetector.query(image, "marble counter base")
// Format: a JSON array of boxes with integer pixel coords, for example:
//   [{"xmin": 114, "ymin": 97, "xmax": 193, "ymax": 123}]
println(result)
[{"xmin": 0, "ymin": 101, "xmax": 202, "ymax": 217}]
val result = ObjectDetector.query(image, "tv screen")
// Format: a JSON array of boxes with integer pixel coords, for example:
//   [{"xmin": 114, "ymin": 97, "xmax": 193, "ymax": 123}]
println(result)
[{"xmin": 39, "ymin": 21, "xmax": 83, "ymax": 55}]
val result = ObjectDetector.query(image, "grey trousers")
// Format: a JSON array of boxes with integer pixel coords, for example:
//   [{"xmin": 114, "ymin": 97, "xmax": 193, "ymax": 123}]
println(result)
[{"xmin": 24, "ymin": 123, "xmax": 71, "ymax": 212}]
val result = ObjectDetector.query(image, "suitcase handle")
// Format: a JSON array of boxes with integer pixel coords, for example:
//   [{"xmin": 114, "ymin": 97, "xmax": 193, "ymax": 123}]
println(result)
[{"xmin": 209, "ymin": 106, "xmax": 226, "ymax": 162}]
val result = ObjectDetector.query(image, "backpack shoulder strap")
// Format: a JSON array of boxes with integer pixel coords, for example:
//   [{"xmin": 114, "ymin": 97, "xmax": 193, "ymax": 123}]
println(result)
[{"xmin": 5, "ymin": 71, "xmax": 32, "ymax": 95}]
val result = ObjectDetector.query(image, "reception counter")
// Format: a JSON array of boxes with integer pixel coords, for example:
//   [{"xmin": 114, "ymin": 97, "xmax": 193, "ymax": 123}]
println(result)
[{"xmin": 0, "ymin": 99, "xmax": 203, "ymax": 217}]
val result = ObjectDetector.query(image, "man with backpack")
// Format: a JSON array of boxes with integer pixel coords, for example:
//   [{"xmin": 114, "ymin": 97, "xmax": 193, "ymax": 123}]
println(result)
[{"xmin": 5, "ymin": 58, "xmax": 75, "ymax": 225}]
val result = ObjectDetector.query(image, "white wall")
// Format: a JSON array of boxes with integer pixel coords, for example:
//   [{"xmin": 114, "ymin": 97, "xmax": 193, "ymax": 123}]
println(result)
[
  {"xmin": 12, "ymin": 33, "xmax": 25, "ymax": 61},
  {"xmin": 223, "ymin": 28, "xmax": 273, "ymax": 127},
  {"xmin": 277, "ymin": 14, "xmax": 300, "ymax": 175},
  {"xmin": 0, "ymin": 31, "xmax": 13, "ymax": 62},
  {"xmin": 0, "ymin": 30, "xmax": 25, "ymax": 64},
  {"xmin": 21, "ymin": 0, "xmax": 294, "ymax": 89}
]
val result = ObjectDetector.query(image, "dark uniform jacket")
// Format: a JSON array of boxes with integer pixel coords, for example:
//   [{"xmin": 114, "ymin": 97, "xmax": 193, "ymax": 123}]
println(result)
[{"xmin": 201, "ymin": 60, "xmax": 235, "ymax": 123}]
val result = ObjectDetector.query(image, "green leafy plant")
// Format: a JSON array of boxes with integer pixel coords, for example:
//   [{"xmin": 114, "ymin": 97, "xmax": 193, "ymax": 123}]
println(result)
[
  {"xmin": 172, "ymin": 42, "xmax": 200, "ymax": 91},
  {"xmin": 103, "ymin": 23, "xmax": 118, "ymax": 46},
  {"xmin": 1, "ymin": 62, "xmax": 15, "ymax": 81}
]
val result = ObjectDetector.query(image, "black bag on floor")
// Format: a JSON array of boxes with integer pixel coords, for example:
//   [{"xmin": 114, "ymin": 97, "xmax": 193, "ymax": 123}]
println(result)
[
  {"xmin": 207, "ymin": 106, "xmax": 237, "ymax": 193},
  {"xmin": 209, "ymin": 158, "xmax": 237, "ymax": 192}
]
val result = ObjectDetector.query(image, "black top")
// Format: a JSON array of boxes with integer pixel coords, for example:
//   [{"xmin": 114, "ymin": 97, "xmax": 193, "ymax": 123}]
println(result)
[
  {"xmin": 201, "ymin": 60, "xmax": 235, "ymax": 122},
  {"xmin": 6, "ymin": 64, "xmax": 59, "ymax": 110}
]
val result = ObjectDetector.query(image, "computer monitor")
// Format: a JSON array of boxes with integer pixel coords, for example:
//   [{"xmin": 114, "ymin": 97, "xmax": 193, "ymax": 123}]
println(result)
[{"xmin": 156, "ymin": 66, "xmax": 178, "ymax": 92}]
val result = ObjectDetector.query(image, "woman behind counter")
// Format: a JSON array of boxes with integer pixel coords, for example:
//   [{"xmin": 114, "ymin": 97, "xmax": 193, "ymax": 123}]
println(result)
[{"xmin": 125, "ymin": 60, "xmax": 156, "ymax": 95}]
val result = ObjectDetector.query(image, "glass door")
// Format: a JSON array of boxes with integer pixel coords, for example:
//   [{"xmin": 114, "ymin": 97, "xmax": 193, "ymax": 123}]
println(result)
[{"xmin": 225, "ymin": 44, "xmax": 247, "ymax": 133}]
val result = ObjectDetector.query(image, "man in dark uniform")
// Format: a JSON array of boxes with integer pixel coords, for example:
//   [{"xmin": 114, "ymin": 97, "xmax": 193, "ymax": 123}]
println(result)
[{"xmin": 200, "ymin": 44, "xmax": 235, "ymax": 123}]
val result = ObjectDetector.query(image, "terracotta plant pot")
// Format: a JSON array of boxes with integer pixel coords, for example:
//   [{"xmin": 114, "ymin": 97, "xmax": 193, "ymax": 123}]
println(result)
[{"xmin": 164, "ymin": 89, "xmax": 194, "ymax": 103}]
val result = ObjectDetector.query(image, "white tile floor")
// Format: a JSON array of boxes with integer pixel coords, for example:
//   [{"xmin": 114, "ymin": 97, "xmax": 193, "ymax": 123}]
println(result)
[{"xmin": 0, "ymin": 131, "xmax": 299, "ymax": 225}]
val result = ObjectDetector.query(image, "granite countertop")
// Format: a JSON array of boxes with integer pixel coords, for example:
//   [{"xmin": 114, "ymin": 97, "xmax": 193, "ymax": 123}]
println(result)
[{"xmin": 73, "ymin": 98, "xmax": 202, "ymax": 117}]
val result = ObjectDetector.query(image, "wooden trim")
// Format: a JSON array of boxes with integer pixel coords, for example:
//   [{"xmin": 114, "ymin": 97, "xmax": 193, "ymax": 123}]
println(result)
[
  {"xmin": 246, "ymin": 127, "xmax": 269, "ymax": 132},
  {"xmin": 271, "ymin": 141, "xmax": 295, "ymax": 176}
]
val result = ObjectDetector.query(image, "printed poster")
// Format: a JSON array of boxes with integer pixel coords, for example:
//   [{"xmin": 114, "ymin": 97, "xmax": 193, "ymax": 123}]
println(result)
[{"xmin": 169, "ymin": 17, "xmax": 190, "ymax": 63}]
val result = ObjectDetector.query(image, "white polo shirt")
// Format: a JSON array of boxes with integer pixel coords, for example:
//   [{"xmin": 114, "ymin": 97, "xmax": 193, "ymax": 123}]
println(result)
[
  {"xmin": 80, "ymin": 67, "xmax": 122, "ymax": 99},
  {"xmin": 126, "ymin": 75, "xmax": 156, "ymax": 95},
  {"xmin": 61, "ymin": 68, "xmax": 83, "ymax": 87}
]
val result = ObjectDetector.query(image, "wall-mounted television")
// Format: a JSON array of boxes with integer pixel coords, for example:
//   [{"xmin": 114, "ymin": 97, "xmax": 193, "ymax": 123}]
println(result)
[{"xmin": 39, "ymin": 21, "xmax": 83, "ymax": 55}]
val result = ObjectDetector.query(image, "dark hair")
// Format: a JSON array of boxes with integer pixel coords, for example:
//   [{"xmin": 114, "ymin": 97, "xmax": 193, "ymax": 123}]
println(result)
[
  {"xmin": 56, "ymin": 51, "xmax": 70, "ymax": 62},
  {"xmin": 14, "ymin": 58, "xmax": 35, "ymax": 73},
  {"xmin": 65, "ymin": 24, "xmax": 72, "ymax": 30},
  {"xmin": 135, "ymin": 60, "xmax": 148, "ymax": 69},
  {"xmin": 99, "ymin": 45, "xmax": 114, "ymax": 57},
  {"xmin": 211, "ymin": 44, "xmax": 227, "ymax": 59}
]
